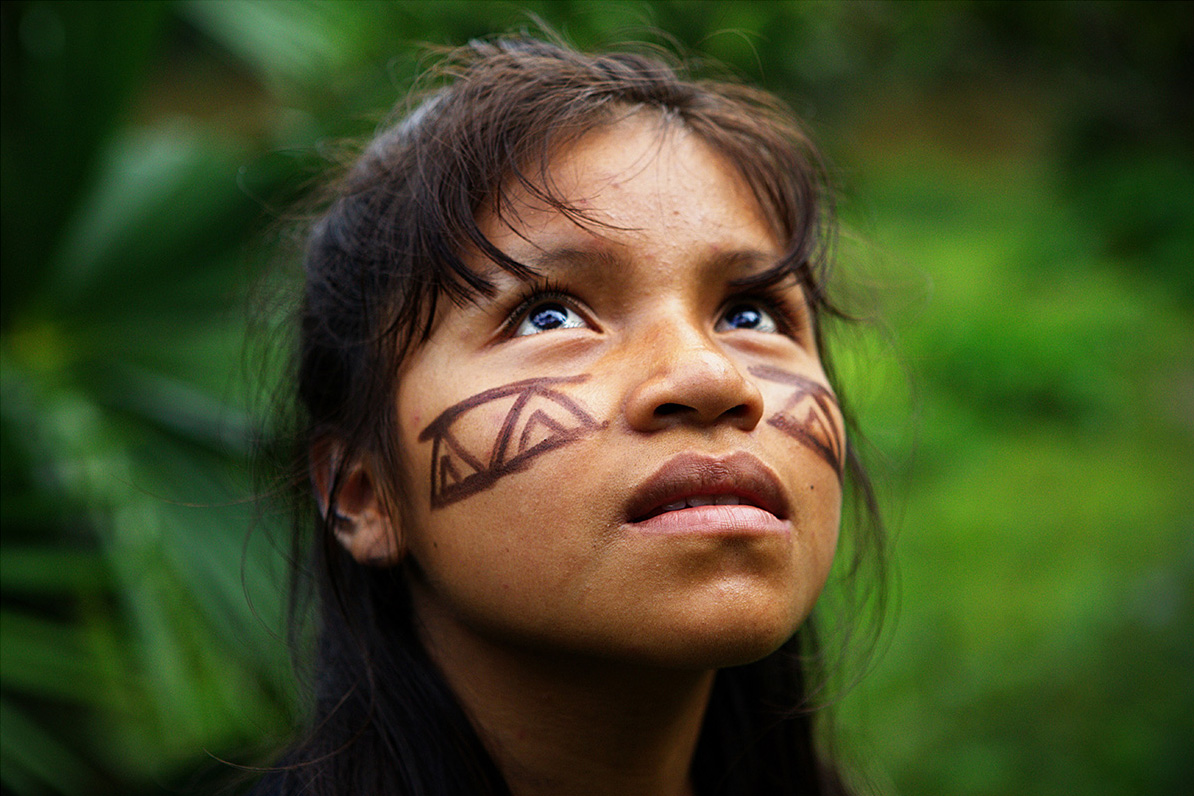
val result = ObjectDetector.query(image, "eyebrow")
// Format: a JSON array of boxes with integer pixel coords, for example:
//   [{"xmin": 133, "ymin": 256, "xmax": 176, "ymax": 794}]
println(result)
[
  {"xmin": 520, "ymin": 244, "xmax": 781, "ymax": 281},
  {"xmin": 524, "ymin": 245, "xmax": 628, "ymax": 274},
  {"xmin": 708, "ymin": 248, "xmax": 780, "ymax": 279}
]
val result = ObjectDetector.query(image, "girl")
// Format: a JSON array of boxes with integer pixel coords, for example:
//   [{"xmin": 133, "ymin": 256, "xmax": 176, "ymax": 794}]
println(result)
[{"xmin": 259, "ymin": 36, "xmax": 882, "ymax": 796}]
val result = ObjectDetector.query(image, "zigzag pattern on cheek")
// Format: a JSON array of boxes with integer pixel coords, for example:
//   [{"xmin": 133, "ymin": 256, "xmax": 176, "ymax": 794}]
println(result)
[
  {"xmin": 417, "ymin": 375, "xmax": 607, "ymax": 508},
  {"xmin": 749, "ymin": 365, "xmax": 844, "ymax": 482}
]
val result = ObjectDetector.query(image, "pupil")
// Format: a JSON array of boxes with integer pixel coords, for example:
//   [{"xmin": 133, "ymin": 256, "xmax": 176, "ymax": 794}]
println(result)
[
  {"xmin": 531, "ymin": 304, "xmax": 568, "ymax": 329},
  {"xmin": 729, "ymin": 306, "xmax": 760, "ymax": 328}
]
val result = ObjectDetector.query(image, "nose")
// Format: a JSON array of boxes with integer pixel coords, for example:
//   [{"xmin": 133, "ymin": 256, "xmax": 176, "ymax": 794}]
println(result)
[{"xmin": 622, "ymin": 318, "xmax": 765, "ymax": 433}]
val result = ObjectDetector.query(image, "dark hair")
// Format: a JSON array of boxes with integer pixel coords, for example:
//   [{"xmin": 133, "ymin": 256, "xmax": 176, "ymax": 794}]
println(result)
[{"xmin": 259, "ymin": 35, "xmax": 884, "ymax": 796}]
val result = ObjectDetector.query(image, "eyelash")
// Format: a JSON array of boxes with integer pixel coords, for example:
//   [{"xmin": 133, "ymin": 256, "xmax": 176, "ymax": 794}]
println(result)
[
  {"xmin": 498, "ymin": 281, "xmax": 809, "ymax": 339},
  {"xmin": 500, "ymin": 280, "xmax": 586, "ymax": 337},
  {"xmin": 720, "ymin": 285, "xmax": 808, "ymax": 339}
]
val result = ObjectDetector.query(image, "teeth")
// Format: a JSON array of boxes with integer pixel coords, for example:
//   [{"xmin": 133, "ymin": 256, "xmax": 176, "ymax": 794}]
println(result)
[{"xmin": 653, "ymin": 495, "xmax": 746, "ymax": 517}]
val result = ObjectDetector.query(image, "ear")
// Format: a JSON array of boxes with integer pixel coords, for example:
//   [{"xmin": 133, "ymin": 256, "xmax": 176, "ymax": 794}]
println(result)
[{"xmin": 310, "ymin": 440, "xmax": 403, "ymax": 566}]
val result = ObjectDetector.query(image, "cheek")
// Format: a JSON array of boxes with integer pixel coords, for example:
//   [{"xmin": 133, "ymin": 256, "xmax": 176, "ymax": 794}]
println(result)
[
  {"xmin": 394, "ymin": 378, "xmax": 613, "ymax": 625},
  {"xmin": 409, "ymin": 376, "xmax": 606, "ymax": 510},
  {"xmin": 781, "ymin": 454, "xmax": 841, "ymax": 611},
  {"xmin": 756, "ymin": 369, "xmax": 845, "ymax": 484},
  {"xmin": 756, "ymin": 373, "xmax": 844, "ymax": 628},
  {"xmin": 398, "ymin": 443, "xmax": 624, "ymax": 650},
  {"xmin": 804, "ymin": 475, "xmax": 842, "ymax": 587}
]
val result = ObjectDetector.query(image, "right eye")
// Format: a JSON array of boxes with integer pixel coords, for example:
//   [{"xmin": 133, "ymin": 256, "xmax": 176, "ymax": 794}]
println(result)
[
  {"xmin": 512, "ymin": 300, "xmax": 588, "ymax": 336},
  {"xmin": 715, "ymin": 301, "xmax": 781, "ymax": 334}
]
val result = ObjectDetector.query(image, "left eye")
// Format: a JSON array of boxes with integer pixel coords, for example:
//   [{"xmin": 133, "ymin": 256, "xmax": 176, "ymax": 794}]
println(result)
[
  {"xmin": 513, "ymin": 301, "xmax": 588, "ymax": 336},
  {"xmin": 715, "ymin": 302, "xmax": 780, "ymax": 334}
]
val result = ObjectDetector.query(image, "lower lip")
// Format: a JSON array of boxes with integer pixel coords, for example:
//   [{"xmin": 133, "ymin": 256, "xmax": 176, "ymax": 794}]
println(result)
[{"xmin": 628, "ymin": 505, "xmax": 789, "ymax": 536}]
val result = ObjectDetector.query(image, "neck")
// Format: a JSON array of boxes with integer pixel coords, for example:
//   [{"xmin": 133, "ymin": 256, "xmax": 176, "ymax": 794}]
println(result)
[{"xmin": 414, "ymin": 600, "xmax": 713, "ymax": 796}]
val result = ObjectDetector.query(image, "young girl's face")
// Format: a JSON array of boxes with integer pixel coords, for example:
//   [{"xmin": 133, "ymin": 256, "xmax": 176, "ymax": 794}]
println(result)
[{"xmin": 390, "ymin": 113, "xmax": 842, "ymax": 669}]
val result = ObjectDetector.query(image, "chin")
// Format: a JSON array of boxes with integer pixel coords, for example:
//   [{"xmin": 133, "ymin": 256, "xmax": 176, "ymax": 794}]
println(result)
[
  {"xmin": 622, "ymin": 600, "xmax": 813, "ymax": 671},
  {"xmin": 680, "ymin": 635, "xmax": 795, "ymax": 671}
]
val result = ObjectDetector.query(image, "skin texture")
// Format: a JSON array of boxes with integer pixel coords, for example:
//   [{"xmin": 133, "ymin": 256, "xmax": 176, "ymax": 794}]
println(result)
[
  {"xmin": 339, "ymin": 113, "xmax": 844, "ymax": 796},
  {"xmin": 750, "ymin": 364, "xmax": 845, "ymax": 478},
  {"xmin": 417, "ymin": 375, "xmax": 607, "ymax": 507}
]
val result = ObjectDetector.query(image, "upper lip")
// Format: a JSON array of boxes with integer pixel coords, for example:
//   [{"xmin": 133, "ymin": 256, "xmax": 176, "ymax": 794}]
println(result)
[{"xmin": 625, "ymin": 451, "xmax": 789, "ymax": 523}]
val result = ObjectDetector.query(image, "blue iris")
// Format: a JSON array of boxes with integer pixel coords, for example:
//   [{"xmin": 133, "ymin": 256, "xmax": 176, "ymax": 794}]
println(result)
[
  {"xmin": 723, "ymin": 305, "xmax": 763, "ymax": 329},
  {"xmin": 529, "ymin": 304, "xmax": 569, "ymax": 331}
]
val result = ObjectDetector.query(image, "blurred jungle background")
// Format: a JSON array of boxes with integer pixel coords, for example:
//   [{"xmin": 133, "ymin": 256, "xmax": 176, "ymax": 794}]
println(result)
[{"xmin": 2, "ymin": 1, "xmax": 1191, "ymax": 794}]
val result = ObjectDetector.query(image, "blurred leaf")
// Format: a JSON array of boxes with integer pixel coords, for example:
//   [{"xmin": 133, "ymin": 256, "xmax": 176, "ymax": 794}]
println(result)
[
  {"xmin": 0, "ymin": 698, "xmax": 97, "ymax": 796},
  {"xmin": 47, "ymin": 124, "xmax": 259, "ymax": 317},
  {"xmin": 0, "ymin": 550, "xmax": 108, "ymax": 596},
  {"xmin": 0, "ymin": 1, "xmax": 166, "ymax": 327},
  {"xmin": 178, "ymin": 0, "xmax": 377, "ymax": 95},
  {"xmin": 0, "ymin": 611, "xmax": 111, "ymax": 707}
]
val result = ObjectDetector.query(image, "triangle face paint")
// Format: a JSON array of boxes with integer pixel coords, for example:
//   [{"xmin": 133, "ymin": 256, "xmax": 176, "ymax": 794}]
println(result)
[
  {"xmin": 748, "ymin": 365, "xmax": 844, "ymax": 480},
  {"xmin": 516, "ymin": 409, "xmax": 572, "ymax": 455},
  {"xmin": 418, "ymin": 376, "xmax": 606, "ymax": 507}
]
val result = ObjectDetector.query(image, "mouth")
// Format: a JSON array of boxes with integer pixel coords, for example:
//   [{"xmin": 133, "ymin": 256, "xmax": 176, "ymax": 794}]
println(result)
[
  {"xmin": 626, "ymin": 451, "xmax": 789, "ymax": 527},
  {"xmin": 640, "ymin": 493, "xmax": 754, "ymax": 520}
]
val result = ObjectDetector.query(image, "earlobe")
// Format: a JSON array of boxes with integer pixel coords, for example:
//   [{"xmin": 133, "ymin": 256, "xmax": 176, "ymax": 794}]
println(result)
[{"xmin": 310, "ymin": 441, "xmax": 404, "ymax": 567}]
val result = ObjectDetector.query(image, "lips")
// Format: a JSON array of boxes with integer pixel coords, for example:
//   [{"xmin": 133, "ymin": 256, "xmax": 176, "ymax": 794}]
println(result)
[{"xmin": 625, "ymin": 451, "xmax": 789, "ymax": 526}]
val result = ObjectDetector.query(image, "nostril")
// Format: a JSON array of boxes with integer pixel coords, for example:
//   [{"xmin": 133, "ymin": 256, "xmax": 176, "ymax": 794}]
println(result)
[
  {"xmin": 654, "ymin": 403, "xmax": 688, "ymax": 417},
  {"xmin": 625, "ymin": 352, "xmax": 765, "ymax": 432},
  {"xmin": 652, "ymin": 402, "xmax": 752, "ymax": 421},
  {"xmin": 723, "ymin": 404, "xmax": 751, "ymax": 419}
]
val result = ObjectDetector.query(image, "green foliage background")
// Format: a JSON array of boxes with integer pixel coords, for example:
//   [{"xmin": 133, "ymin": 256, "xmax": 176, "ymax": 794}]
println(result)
[{"xmin": 2, "ymin": 2, "xmax": 1191, "ymax": 794}]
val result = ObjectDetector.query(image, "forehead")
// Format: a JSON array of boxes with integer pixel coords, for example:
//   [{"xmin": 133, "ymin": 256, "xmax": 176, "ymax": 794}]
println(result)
[{"xmin": 472, "ymin": 112, "xmax": 780, "ymax": 281}]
